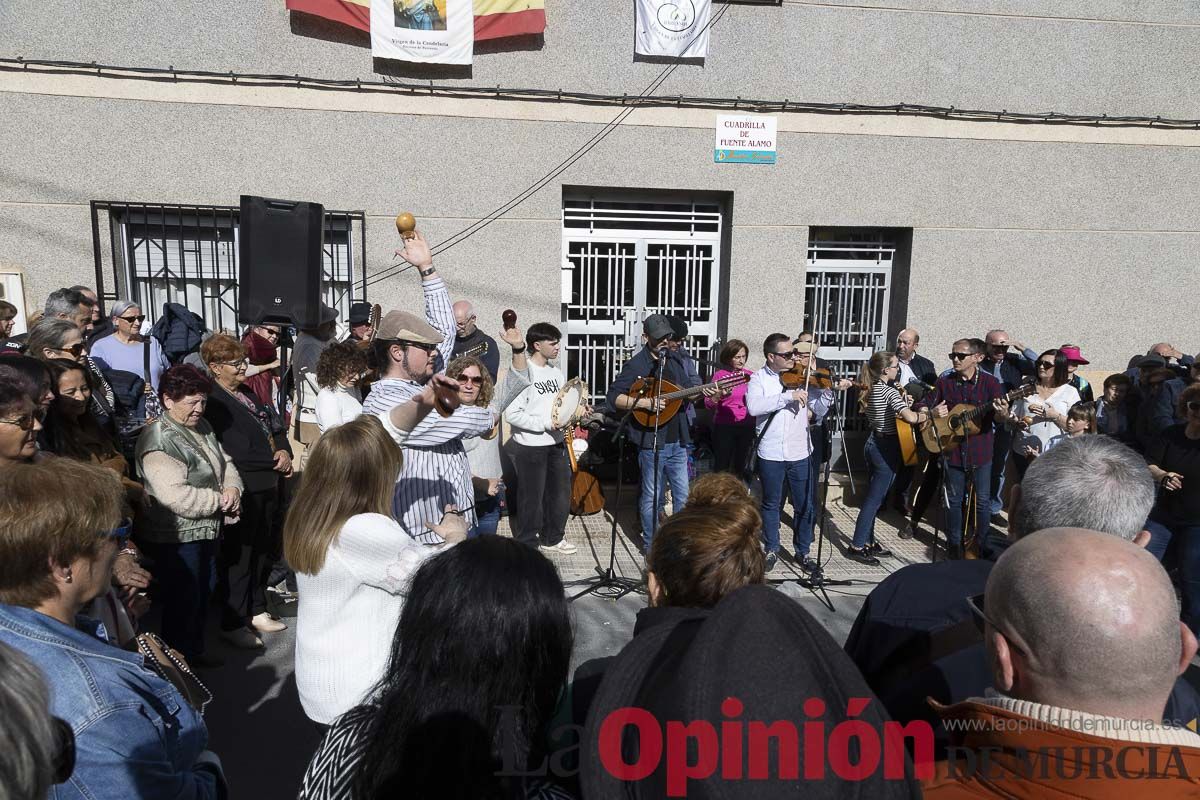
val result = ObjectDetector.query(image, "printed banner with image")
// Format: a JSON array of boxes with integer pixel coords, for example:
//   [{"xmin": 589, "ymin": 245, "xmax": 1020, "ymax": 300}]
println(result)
[
  {"xmin": 635, "ymin": 0, "xmax": 712, "ymax": 58},
  {"xmin": 286, "ymin": 0, "xmax": 546, "ymax": 41},
  {"xmin": 371, "ymin": 0, "xmax": 474, "ymax": 64}
]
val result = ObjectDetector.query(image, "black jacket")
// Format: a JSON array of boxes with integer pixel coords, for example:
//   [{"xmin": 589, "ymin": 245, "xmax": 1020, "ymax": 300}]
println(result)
[
  {"xmin": 904, "ymin": 352, "xmax": 938, "ymax": 386},
  {"xmin": 204, "ymin": 384, "xmax": 291, "ymax": 494},
  {"xmin": 150, "ymin": 303, "xmax": 207, "ymax": 365}
]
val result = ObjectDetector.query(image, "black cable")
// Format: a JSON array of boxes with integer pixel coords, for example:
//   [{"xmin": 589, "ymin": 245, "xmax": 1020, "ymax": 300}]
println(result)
[
  {"xmin": 7, "ymin": 56, "xmax": 1195, "ymax": 129},
  {"xmin": 363, "ymin": 3, "xmax": 733, "ymax": 287}
]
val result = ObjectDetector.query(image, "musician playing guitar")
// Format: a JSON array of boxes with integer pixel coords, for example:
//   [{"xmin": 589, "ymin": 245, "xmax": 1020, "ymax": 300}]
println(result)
[
  {"xmin": 606, "ymin": 314, "xmax": 720, "ymax": 556},
  {"xmin": 913, "ymin": 338, "xmax": 1010, "ymax": 560}
]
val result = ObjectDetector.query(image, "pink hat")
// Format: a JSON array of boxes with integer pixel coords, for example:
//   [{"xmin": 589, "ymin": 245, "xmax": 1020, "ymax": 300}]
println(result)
[{"xmin": 1060, "ymin": 345, "xmax": 1089, "ymax": 365}]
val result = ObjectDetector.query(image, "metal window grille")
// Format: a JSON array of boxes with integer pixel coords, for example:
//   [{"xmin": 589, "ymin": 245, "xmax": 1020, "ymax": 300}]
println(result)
[
  {"xmin": 804, "ymin": 229, "xmax": 896, "ymax": 442},
  {"xmin": 562, "ymin": 194, "xmax": 725, "ymax": 400},
  {"xmin": 89, "ymin": 201, "xmax": 366, "ymax": 333}
]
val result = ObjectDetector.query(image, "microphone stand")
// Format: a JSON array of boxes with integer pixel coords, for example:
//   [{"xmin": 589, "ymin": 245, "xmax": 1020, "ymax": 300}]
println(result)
[
  {"xmin": 570, "ymin": 403, "xmax": 644, "ymax": 601},
  {"xmin": 647, "ymin": 349, "xmax": 668, "ymax": 547},
  {"xmin": 795, "ymin": 387, "xmax": 853, "ymax": 611}
]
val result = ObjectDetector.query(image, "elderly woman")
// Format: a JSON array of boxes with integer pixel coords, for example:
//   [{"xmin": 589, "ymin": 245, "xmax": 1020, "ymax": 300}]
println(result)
[
  {"xmin": 26, "ymin": 317, "xmax": 85, "ymax": 363},
  {"xmin": 0, "ymin": 368, "xmax": 45, "ymax": 467},
  {"xmin": 88, "ymin": 300, "xmax": 169, "ymax": 391},
  {"xmin": 447, "ymin": 350, "xmax": 530, "ymax": 537},
  {"xmin": 201, "ymin": 333, "xmax": 293, "ymax": 645},
  {"xmin": 0, "ymin": 459, "xmax": 225, "ymax": 798},
  {"xmin": 136, "ymin": 365, "xmax": 242, "ymax": 663},
  {"xmin": 314, "ymin": 340, "xmax": 368, "ymax": 433}
]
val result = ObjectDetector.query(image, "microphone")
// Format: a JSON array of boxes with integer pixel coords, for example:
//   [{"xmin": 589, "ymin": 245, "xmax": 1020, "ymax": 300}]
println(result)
[{"xmin": 903, "ymin": 380, "xmax": 934, "ymax": 401}]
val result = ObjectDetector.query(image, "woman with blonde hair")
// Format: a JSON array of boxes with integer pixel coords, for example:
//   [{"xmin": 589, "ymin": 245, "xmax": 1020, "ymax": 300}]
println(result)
[
  {"xmin": 849, "ymin": 350, "xmax": 929, "ymax": 565},
  {"xmin": 285, "ymin": 410, "xmax": 469, "ymax": 728}
]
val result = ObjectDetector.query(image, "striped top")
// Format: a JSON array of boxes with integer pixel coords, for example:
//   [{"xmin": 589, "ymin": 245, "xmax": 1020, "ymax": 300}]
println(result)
[
  {"xmin": 361, "ymin": 276, "xmax": 495, "ymax": 544},
  {"xmin": 866, "ymin": 381, "xmax": 909, "ymax": 436}
]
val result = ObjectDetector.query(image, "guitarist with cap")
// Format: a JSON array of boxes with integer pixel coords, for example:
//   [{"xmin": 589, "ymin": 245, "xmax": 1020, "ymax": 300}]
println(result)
[
  {"xmin": 913, "ymin": 338, "xmax": 1009, "ymax": 559},
  {"xmin": 607, "ymin": 314, "xmax": 720, "ymax": 556}
]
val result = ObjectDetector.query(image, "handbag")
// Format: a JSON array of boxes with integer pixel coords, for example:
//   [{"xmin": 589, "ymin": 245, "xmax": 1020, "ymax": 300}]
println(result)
[
  {"xmin": 143, "ymin": 337, "xmax": 163, "ymax": 422},
  {"xmin": 133, "ymin": 632, "xmax": 213, "ymax": 714}
]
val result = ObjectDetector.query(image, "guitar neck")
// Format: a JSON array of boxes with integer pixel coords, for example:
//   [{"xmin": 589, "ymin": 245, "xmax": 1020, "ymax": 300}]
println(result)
[
  {"xmin": 658, "ymin": 380, "xmax": 722, "ymax": 402},
  {"xmin": 961, "ymin": 386, "xmax": 1030, "ymax": 422}
]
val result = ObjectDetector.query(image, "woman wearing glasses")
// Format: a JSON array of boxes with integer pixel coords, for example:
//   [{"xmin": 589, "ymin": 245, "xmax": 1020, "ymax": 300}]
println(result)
[
  {"xmin": 1144, "ymin": 385, "xmax": 1200, "ymax": 599},
  {"xmin": 88, "ymin": 301, "xmax": 169, "ymax": 392},
  {"xmin": 202, "ymin": 333, "xmax": 294, "ymax": 647},
  {"xmin": 25, "ymin": 317, "xmax": 85, "ymax": 363},
  {"xmin": 241, "ymin": 323, "xmax": 283, "ymax": 412},
  {"xmin": 0, "ymin": 459, "xmax": 226, "ymax": 798},
  {"xmin": 0, "ymin": 368, "xmax": 46, "ymax": 467},
  {"xmin": 1004, "ymin": 348, "xmax": 1079, "ymax": 480}
]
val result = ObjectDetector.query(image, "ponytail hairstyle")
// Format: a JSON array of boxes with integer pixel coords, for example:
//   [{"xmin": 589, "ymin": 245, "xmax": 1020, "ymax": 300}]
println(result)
[{"xmin": 857, "ymin": 350, "xmax": 896, "ymax": 414}]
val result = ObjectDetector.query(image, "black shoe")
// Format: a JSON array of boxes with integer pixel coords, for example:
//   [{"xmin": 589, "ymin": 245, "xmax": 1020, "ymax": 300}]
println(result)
[
  {"xmin": 898, "ymin": 523, "xmax": 915, "ymax": 540},
  {"xmin": 765, "ymin": 551, "xmax": 779, "ymax": 573},
  {"xmin": 867, "ymin": 541, "xmax": 893, "ymax": 558},
  {"xmin": 845, "ymin": 546, "xmax": 880, "ymax": 566},
  {"xmin": 798, "ymin": 556, "xmax": 819, "ymax": 575}
]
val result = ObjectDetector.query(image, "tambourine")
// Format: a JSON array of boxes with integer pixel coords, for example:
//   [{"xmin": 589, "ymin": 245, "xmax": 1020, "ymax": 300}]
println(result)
[{"xmin": 551, "ymin": 378, "xmax": 588, "ymax": 432}]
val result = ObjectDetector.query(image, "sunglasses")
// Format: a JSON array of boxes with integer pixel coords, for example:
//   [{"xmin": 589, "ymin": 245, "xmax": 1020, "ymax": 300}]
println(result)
[
  {"xmin": 56, "ymin": 342, "xmax": 85, "ymax": 356},
  {"xmin": 0, "ymin": 407, "xmax": 47, "ymax": 430},
  {"xmin": 401, "ymin": 341, "xmax": 438, "ymax": 354},
  {"xmin": 98, "ymin": 518, "xmax": 133, "ymax": 548},
  {"xmin": 966, "ymin": 594, "xmax": 1028, "ymax": 657},
  {"xmin": 118, "ymin": 315, "xmax": 146, "ymax": 324},
  {"xmin": 771, "ymin": 350, "xmax": 795, "ymax": 358},
  {"xmin": 1187, "ymin": 401, "xmax": 1200, "ymax": 413},
  {"xmin": 948, "ymin": 352, "xmax": 972, "ymax": 361},
  {"xmin": 1037, "ymin": 361, "xmax": 1055, "ymax": 370},
  {"xmin": 459, "ymin": 375, "xmax": 484, "ymax": 386}
]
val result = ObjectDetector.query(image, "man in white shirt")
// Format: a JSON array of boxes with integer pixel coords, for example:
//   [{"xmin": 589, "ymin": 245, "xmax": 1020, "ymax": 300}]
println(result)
[
  {"xmin": 504, "ymin": 322, "xmax": 578, "ymax": 555},
  {"xmin": 745, "ymin": 335, "xmax": 835, "ymax": 574}
]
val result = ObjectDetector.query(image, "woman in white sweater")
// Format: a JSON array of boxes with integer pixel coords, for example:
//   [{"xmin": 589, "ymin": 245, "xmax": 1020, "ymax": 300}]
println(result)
[
  {"xmin": 314, "ymin": 341, "xmax": 368, "ymax": 433},
  {"xmin": 283, "ymin": 407, "xmax": 468, "ymax": 727}
]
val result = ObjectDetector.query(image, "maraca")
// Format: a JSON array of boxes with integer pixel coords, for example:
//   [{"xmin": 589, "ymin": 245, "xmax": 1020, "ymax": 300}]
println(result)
[
  {"xmin": 395, "ymin": 211, "xmax": 417, "ymax": 240},
  {"xmin": 502, "ymin": 309, "xmax": 517, "ymax": 329}
]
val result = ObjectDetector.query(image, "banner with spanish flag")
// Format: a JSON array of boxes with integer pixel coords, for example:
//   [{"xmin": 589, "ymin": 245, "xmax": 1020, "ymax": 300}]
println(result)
[{"xmin": 285, "ymin": 0, "xmax": 546, "ymax": 42}]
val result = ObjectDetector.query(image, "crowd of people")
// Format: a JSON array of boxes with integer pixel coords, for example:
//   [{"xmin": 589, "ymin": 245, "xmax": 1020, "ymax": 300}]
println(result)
[{"xmin": 2, "ymin": 238, "xmax": 1199, "ymax": 797}]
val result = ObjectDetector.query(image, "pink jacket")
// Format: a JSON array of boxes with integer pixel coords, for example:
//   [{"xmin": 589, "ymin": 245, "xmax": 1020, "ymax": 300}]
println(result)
[{"xmin": 705, "ymin": 368, "xmax": 754, "ymax": 426}]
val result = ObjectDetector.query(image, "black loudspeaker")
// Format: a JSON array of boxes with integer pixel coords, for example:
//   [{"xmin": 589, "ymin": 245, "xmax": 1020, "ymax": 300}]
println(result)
[{"xmin": 238, "ymin": 195, "xmax": 326, "ymax": 328}]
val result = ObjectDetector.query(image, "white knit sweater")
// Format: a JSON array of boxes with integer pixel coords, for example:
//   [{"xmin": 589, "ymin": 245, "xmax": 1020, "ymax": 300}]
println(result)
[{"xmin": 294, "ymin": 513, "xmax": 445, "ymax": 724}]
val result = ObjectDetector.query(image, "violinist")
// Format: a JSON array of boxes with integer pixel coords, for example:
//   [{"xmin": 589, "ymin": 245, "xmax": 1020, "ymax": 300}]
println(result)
[
  {"xmin": 848, "ymin": 351, "xmax": 931, "ymax": 566},
  {"xmin": 791, "ymin": 334, "xmax": 853, "ymax": 548},
  {"xmin": 745, "ymin": 336, "xmax": 847, "ymax": 574}
]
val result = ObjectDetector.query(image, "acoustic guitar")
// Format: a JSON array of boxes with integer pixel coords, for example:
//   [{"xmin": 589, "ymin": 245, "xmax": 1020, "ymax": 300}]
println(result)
[
  {"xmin": 565, "ymin": 428, "xmax": 605, "ymax": 516},
  {"xmin": 896, "ymin": 415, "xmax": 921, "ymax": 467},
  {"xmin": 917, "ymin": 382, "xmax": 1036, "ymax": 454},
  {"xmin": 629, "ymin": 372, "xmax": 750, "ymax": 427}
]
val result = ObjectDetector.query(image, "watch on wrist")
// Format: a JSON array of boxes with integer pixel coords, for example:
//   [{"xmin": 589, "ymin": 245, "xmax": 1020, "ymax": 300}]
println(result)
[
  {"xmin": 419, "ymin": 265, "xmax": 436, "ymax": 277},
  {"xmin": 510, "ymin": 345, "xmax": 526, "ymax": 353}
]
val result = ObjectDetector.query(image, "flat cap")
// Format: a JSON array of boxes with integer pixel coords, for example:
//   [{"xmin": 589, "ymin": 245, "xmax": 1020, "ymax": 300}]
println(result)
[{"xmin": 376, "ymin": 310, "xmax": 443, "ymax": 345}]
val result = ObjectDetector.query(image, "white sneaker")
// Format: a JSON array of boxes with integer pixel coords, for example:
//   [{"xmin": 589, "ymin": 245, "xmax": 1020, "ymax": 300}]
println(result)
[
  {"xmin": 540, "ymin": 539, "xmax": 578, "ymax": 556},
  {"xmin": 251, "ymin": 612, "xmax": 287, "ymax": 633}
]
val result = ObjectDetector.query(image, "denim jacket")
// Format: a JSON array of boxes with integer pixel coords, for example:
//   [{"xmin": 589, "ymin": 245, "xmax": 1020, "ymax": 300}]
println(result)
[{"xmin": 0, "ymin": 604, "xmax": 223, "ymax": 799}]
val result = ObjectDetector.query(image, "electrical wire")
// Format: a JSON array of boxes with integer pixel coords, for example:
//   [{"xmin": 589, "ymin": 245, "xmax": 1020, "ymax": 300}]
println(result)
[{"xmin": 362, "ymin": 2, "xmax": 734, "ymax": 287}]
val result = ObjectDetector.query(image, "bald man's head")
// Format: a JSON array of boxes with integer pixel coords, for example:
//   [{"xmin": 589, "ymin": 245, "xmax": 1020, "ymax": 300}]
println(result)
[
  {"xmin": 895, "ymin": 329, "xmax": 919, "ymax": 360},
  {"xmin": 987, "ymin": 528, "xmax": 1187, "ymax": 719},
  {"xmin": 453, "ymin": 301, "xmax": 476, "ymax": 336}
]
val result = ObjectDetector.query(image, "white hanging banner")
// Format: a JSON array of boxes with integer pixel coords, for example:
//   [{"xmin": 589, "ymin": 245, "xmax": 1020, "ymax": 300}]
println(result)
[
  {"xmin": 635, "ymin": 0, "xmax": 712, "ymax": 58},
  {"xmin": 371, "ymin": 0, "xmax": 474, "ymax": 65}
]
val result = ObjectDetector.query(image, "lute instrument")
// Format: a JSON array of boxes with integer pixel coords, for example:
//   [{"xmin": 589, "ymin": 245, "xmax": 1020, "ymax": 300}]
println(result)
[{"xmin": 629, "ymin": 372, "xmax": 750, "ymax": 427}]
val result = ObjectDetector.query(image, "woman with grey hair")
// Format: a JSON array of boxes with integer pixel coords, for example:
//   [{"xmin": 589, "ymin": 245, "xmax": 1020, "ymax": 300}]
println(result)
[
  {"xmin": 88, "ymin": 300, "xmax": 169, "ymax": 391},
  {"xmin": 0, "ymin": 640, "xmax": 73, "ymax": 796},
  {"xmin": 25, "ymin": 317, "xmax": 85, "ymax": 363}
]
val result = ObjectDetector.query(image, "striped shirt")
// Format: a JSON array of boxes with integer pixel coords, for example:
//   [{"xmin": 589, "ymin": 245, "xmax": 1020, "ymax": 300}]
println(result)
[
  {"xmin": 866, "ymin": 381, "xmax": 909, "ymax": 435},
  {"xmin": 362, "ymin": 277, "xmax": 495, "ymax": 544}
]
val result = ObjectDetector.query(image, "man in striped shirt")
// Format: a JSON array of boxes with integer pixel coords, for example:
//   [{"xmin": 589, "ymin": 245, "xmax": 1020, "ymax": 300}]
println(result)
[{"xmin": 361, "ymin": 231, "xmax": 502, "ymax": 545}]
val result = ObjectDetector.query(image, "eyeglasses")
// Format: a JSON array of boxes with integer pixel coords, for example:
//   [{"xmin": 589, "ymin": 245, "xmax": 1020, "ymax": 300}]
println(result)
[
  {"xmin": 459, "ymin": 375, "xmax": 484, "ymax": 386},
  {"xmin": 1037, "ymin": 361, "xmax": 1055, "ymax": 370},
  {"xmin": 98, "ymin": 518, "xmax": 133, "ymax": 548},
  {"xmin": 966, "ymin": 594, "xmax": 1028, "ymax": 657},
  {"xmin": 256, "ymin": 328, "xmax": 280, "ymax": 338},
  {"xmin": 989, "ymin": 343, "xmax": 1009, "ymax": 350},
  {"xmin": 0, "ymin": 407, "xmax": 46, "ymax": 430},
  {"xmin": 217, "ymin": 358, "xmax": 249, "ymax": 368},
  {"xmin": 771, "ymin": 350, "xmax": 794, "ymax": 359},
  {"xmin": 948, "ymin": 352, "xmax": 972, "ymax": 361},
  {"xmin": 1187, "ymin": 401, "xmax": 1200, "ymax": 413},
  {"xmin": 401, "ymin": 341, "xmax": 438, "ymax": 354},
  {"xmin": 118, "ymin": 315, "xmax": 146, "ymax": 324},
  {"xmin": 56, "ymin": 342, "xmax": 85, "ymax": 357}
]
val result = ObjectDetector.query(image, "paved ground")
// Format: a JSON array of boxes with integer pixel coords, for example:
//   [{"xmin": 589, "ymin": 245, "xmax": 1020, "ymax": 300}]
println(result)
[{"xmin": 200, "ymin": 486, "xmax": 952, "ymax": 798}]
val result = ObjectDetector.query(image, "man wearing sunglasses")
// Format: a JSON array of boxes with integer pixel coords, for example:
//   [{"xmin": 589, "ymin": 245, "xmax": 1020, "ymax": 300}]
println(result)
[
  {"xmin": 913, "ymin": 338, "xmax": 1007, "ymax": 560},
  {"xmin": 363, "ymin": 230, "xmax": 522, "ymax": 545}
]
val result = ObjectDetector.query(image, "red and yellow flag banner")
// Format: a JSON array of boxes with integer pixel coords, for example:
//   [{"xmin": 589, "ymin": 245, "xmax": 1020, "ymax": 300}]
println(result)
[{"xmin": 285, "ymin": 0, "xmax": 545, "ymax": 42}]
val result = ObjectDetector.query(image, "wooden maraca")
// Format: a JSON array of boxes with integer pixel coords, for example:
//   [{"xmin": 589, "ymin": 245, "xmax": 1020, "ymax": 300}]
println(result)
[
  {"xmin": 502, "ymin": 309, "xmax": 517, "ymax": 330},
  {"xmin": 395, "ymin": 211, "xmax": 417, "ymax": 240}
]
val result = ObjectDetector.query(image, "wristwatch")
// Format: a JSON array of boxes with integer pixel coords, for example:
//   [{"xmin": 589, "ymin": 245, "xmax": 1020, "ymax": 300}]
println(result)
[
  {"xmin": 510, "ymin": 344, "xmax": 526, "ymax": 353},
  {"xmin": 419, "ymin": 265, "xmax": 436, "ymax": 277}
]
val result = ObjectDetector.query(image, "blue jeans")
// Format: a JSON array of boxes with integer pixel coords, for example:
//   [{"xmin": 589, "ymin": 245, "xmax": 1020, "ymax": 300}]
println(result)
[
  {"xmin": 639, "ymin": 442, "xmax": 689, "ymax": 553},
  {"xmin": 469, "ymin": 493, "xmax": 502, "ymax": 538},
  {"xmin": 1144, "ymin": 515, "xmax": 1200, "ymax": 637},
  {"xmin": 758, "ymin": 457, "xmax": 812, "ymax": 556},
  {"xmin": 140, "ymin": 538, "xmax": 217, "ymax": 661},
  {"xmin": 853, "ymin": 433, "xmax": 900, "ymax": 549},
  {"xmin": 990, "ymin": 429, "xmax": 1014, "ymax": 515},
  {"xmin": 943, "ymin": 462, "xmax": 992, "ymax": 551}
]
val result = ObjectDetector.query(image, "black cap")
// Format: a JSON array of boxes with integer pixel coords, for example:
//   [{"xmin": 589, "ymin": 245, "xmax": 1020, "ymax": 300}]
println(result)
[
  {"xmin": 669, "ymin": 315, "xmax": 688, "ymax": 341},
  {"xmin": 348, "ymin": 302, "xmax": 372, "ymax": 326}
]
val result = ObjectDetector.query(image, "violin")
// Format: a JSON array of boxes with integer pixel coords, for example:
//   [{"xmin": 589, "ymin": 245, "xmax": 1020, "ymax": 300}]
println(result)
[{"xmin": 779, "ymin": 363, "xmax": 835, "ymax": 390}]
